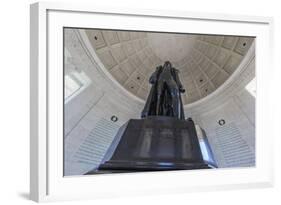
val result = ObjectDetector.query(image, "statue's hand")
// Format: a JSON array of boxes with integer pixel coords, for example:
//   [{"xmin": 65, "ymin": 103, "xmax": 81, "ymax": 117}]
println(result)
[
  {"xmin": 149, "ymin": 74, "xmax": 157, "ymax": 84},
  {"xmin": 179, "ymin": 87, "xmax": 185, "ymax": 93}
]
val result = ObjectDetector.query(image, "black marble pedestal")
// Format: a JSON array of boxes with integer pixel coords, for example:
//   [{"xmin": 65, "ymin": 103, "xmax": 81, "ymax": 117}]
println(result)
[{"xmin": 87, "ymin": 116, "xmax": 212, "ymax": 174}]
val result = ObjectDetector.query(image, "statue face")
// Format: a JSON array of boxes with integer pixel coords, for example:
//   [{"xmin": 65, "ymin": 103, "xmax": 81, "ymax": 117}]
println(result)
[{"xmin": 163, "ymin": 61, "xmax": 172, "ymax": 69}]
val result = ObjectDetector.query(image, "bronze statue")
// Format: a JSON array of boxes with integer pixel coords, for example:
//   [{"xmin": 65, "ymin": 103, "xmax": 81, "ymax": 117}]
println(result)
[
  {"xmin": 141, "ymin": 61, "xmax": 185, "ymax": 120},
  {"xmin": 90, "ymin": 63, "xmax": 216, "ymax": 174}
]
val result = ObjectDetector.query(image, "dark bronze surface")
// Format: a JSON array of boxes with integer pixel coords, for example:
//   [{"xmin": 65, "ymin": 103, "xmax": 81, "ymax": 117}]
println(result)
[
  {"xmin": 141, "ymin": 61, "xmax": 185, "ymax": 120},
  {"xmin": 86, "ymin": 62, "xmax": 216, "ymax": 175}
]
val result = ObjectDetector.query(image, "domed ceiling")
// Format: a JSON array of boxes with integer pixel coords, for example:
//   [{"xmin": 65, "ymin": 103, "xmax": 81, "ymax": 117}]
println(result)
[{"xmin": 84, "ymin": 29, "xmax": 254, "ymax": 104}]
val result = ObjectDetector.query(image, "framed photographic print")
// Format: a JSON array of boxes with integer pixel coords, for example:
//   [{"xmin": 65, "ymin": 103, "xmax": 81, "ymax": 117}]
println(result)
[{"xmin": 30, "ymin": 2, "xmax": 274, "ymax": 202}]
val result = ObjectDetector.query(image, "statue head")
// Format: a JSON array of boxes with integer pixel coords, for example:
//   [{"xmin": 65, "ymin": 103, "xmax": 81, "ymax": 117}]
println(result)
[{"xmin": 163, "ymin": 61, "xmax": 172, "ymax": 69}]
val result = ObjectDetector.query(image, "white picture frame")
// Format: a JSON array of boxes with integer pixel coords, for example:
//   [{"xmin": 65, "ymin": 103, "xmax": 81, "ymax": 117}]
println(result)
[{"xmin": 30, "ymin": 2, "xmax": 274, "ymax": 202}]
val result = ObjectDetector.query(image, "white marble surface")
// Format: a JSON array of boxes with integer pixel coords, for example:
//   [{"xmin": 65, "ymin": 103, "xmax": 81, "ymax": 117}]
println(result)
[
  {"xmin": 81, "ymin": 28, "xmax": 254, "ymax": 104},
  {"xmin": 64, "ymin": 28, "xmax": 255, "ymax": 175}
]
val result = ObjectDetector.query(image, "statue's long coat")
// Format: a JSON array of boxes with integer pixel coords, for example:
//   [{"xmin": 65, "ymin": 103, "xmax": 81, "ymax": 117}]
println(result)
[
  {"xmin": 141, "ymin": 66, "xmax": 185, "ymax": 120},
  {"xmin": 141, "ymin": 66, "xmax": 162, "ymax": 118},
  {"xmin": 171, "ymin": 68, "xmax": 185, "ymax": 120}
]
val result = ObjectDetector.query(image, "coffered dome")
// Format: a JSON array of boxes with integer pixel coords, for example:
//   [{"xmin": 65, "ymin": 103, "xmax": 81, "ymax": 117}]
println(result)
[{"xmin": 84, "ymin": 29, "xmax": 254, "ymax": 104}]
